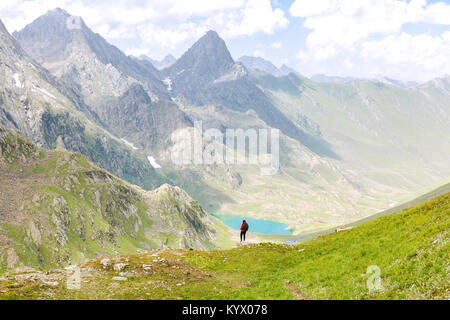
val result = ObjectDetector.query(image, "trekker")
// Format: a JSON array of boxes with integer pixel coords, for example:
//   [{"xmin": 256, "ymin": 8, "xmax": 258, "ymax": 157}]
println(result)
[{"xmin": 240, "ymin": 220, "xmax": 249, "ymax": 242}]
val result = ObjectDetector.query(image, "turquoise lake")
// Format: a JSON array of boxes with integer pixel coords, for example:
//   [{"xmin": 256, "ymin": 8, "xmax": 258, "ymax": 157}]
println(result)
[{"xmin": 211, "ymin": 214, "xmax": 293, "ymax": 235}]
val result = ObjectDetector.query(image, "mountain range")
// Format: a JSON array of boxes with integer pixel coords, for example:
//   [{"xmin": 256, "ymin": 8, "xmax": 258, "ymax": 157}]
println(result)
[
  {"xmin": 0, "ymin": 7, "xmax": 449, "ymax": 257},
  {"xmin": 135, "ymin": 54, "xmax": 177, "ymax": 70},
  {"xmin": 311, "ymin": 74, "xmax": 421, "ymax": 88},
  {"xmin": 238, "ymin": 55, "xmax": 296, "ymax": 77}
]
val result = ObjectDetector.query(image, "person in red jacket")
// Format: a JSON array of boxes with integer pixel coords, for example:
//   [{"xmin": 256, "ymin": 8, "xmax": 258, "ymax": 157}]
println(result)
[{"xmin": 240, "ymin": 220, "xmax": 249, "ymax": 242}]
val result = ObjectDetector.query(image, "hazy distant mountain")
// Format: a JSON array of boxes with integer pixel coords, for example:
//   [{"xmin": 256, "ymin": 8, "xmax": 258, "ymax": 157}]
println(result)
[
  {"xmin": 239, "ymin": 55, "xmax": 296, "ymax": 76},
  {"xmin": 312, "ymin": 73, "xmax": 420, "ymax": 88},
  {"xmin": 311, "ymin": 74, "xmax": 359, "ymax": 84},
  {"xmin": 239, "ymin": 56, "xmax": 278, "ymax": 74},
  {"xmin": 420, "ymin": 74, "xmax": 450, "ymax": 92},
  {"xmin": 136, "ymin": 54, "xmax": 176, "ymax": 70},
  {"xmin": 375, "ymin": 77, "xmax": 419, "ymax": 88},
  {"xmin": 278, "ymin": 64, "xmax": 297, "ymax": 76},
  {"xmin": 254, "ymin": 70, "xmax": 450, "ymax": 193}
]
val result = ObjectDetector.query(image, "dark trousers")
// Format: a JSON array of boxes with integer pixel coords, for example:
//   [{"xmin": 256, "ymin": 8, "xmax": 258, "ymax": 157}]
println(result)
[{"xmin": 240, "ymin": 231, "xmax": 246, "ymax": 241}]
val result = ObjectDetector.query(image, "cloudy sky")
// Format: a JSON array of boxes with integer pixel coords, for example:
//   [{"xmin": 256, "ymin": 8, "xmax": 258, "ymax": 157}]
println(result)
[{"xmin": 1, "ymin": 0, "xmax": 449, "ymax": 82}]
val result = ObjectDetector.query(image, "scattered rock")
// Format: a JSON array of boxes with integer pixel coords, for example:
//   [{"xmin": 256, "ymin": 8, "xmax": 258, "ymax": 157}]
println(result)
[
  {"xmin": 113, "ymin": 263, "xmax": 128, "ymax": 271},
  {"xmin": 15, "ymin": 273, "xmax": 42, "ymax": 282},
  {"xmin": 13, "ymin": 266, "xmax": 39, "ymax": 273},
  {"xmin": 42, "ymin": 280, "xmax": 59, "ymax": 286},
  {"xmin": 100, "ymin": 258, "xmax": 111, "ymax": 268},
  {"xmin": 112, "ymin": 276, "xmax": 127, "ymax": 281},
  {"xmin": 335, "ymin": 226, "xmax": 354, "ymax": 232}
]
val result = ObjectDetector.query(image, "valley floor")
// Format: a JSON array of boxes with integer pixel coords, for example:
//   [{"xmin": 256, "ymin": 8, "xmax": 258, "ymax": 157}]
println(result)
[{"xmin": 0, "ymin": 193, "xmax": 448, "ymax": 300}]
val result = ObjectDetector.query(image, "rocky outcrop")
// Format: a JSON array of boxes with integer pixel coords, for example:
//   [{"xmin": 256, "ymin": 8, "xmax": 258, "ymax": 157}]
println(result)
[
  {"xmin": 144, "ymin": 184, "xmax": 216, "ymax": 250},
  {"xmin": 0, "ymin": 17, "xmax": 164, "ymax": 190},
  {"xmin": 0, "ymin": 128, "xmax": 217, "ymax": 270}
]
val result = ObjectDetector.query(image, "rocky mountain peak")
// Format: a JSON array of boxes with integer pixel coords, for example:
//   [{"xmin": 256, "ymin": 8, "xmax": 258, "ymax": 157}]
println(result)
[
  {"xmin": 14, "ymin": 8, "xmax": 166, "ymax": 97},
  {"xmin": 12, "ymin": 8, "xmax": 87, "ymax": 65},
  {"xmin": 0, "ymin": 19, "xmax": 9, "ymax": 34},
  {"xmin": 187, "ymin": 30, "xmax": 233, "ymax": 65},
  {"xmin": 239, "ymin": 55, "xmax": 278, "ymax": 75},
  {"xmin": 238, "ymin": 56, "xmax": 296, "ymax": 77},
  {"xmin": 166, "ymin": 30, "xmax": 234, "ymax": 81}
]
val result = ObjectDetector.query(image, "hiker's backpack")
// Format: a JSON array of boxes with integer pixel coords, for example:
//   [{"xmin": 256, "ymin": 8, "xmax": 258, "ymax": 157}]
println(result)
[{"xmin": 243, "ymin": 222, "xmax": 249, "ymax": 232}]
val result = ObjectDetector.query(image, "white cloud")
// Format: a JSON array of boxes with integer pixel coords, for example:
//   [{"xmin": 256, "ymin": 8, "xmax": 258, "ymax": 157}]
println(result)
[
  {"xmin": 270, "ymin": 41, "xmax": 282, "ymax": 49},
  {"xmin": 232, "ymin": 0, "xmax": 288, "ymax": 35},
  {"xmin": 0, "ymin": 0, "xmax": 288, "ymax": 60},
  {"xmin": 253, "ymin": 50, "xmax": 266, "ymax": 58},
  {"xmin": 361, "ymin": 32, "xmax": 450, "ymax": 78},
  {"xmin": 289, "ymin": 0, "xmax": 338, "ymax": 17},
  {"xmin": 290, "ymin": 0, "xmax": 450, "ymax": 81}
]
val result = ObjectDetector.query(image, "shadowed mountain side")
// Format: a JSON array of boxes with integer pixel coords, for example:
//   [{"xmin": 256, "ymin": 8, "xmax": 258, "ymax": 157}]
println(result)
[
  {"xmin": 203, "ymin": 77, "xmax": 339, "ymax": 159},
  {"xmin": 163, "ymin": 30, "xmax": 339, "ymax": 159},
  {"xmin": 93, "ymin": 83, "xmax": 193, "ymax": 153}
]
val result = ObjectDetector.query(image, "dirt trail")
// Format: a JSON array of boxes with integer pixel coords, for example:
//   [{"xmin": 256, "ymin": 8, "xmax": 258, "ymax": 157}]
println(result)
[{"xmin": 285, "ymin": 283, "xmax": 308, "ymax": 300}]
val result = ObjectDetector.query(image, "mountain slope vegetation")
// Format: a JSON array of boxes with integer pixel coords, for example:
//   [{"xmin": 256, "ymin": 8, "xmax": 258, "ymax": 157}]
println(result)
[
  {"xmin": 0, "ymin": 127, "xmax": 218, "ymax": 271},
  {"xmin": 0, "ymin": 190, "xmax": 447, "ymax": 299}
]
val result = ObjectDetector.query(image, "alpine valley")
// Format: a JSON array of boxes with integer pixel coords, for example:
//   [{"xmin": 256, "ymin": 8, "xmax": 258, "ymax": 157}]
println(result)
[{"xmin": 0, "ymin": 7, "xmax": 449, "ymax": 284}]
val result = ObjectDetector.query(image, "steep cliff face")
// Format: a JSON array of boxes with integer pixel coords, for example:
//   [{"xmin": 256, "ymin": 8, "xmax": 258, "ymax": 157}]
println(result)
[
  {"xmin": 14, "ymin": 8, "xmax": 191, "ymax": 159},
  {"xmin": 0, "ymin": 17, "xmax": 166, "ymax": 190},
  {"xmin": 94, "ymin": 83, "xmax": 192, "ymax": 155},
  {"xmin": 0, "ymin": 128, "xmax": 217, "ymax": 271},
  {"xmin": 13, "ymin": 8, "xmax": 165, "ymax": 98}
]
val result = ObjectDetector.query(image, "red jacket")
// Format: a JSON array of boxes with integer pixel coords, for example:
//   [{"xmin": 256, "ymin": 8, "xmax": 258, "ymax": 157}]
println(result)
[{"xmin": 241, "ymin": 222, "xmax": 248, "ymax": 232}]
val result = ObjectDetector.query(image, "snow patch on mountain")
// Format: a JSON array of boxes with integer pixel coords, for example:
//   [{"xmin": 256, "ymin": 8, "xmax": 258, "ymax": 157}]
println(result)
[
  {"xmin": 163, "ymin": 77, "xmax": 172, "ymax": 91},
  {"xmin": 121, "ymin": 138, "xmax": 139, "ymax": 150},
  {"xmin": 32, "ymin": 85, "xmax": 57, "ymax": 99},
  {"xmin": 13, "ymin": 73, "xmax": 23, "ymax": 88},
  {"xmin": 147, "ymin": 156, "xmax": 162, "ymax": 169}
]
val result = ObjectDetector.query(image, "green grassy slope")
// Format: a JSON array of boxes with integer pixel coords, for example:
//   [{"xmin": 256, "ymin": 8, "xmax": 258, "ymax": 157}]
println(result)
[
  {"xmin": 1, "ymin": 192, "xmax": 448, "ymax": 299},
  {"xmin": 282, "ymin": 180, "xmax": 450, "ymax": 243},
  {"xmin": 0, "ymin": 128, "xmax": 218, "ymax": 271}
]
